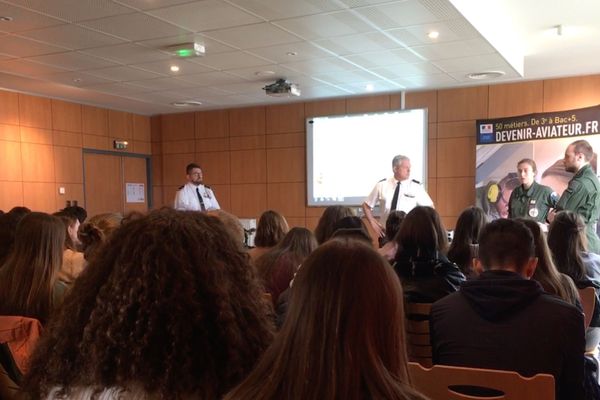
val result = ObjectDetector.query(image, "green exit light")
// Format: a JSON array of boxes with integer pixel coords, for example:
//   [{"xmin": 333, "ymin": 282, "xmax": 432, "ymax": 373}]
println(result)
[{"xmin": 175, "ymin": 48, "xmax": 194, "ymax": 58}]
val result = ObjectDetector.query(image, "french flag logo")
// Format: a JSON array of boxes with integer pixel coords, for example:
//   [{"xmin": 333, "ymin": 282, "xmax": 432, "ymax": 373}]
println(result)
[{"xmin": 480, "ymin": 123, "xmax": 493, "ymax": 134}]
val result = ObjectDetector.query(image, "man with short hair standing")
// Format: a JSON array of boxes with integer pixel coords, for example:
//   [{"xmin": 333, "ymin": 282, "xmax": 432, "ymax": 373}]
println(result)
[
  {"xmin": 430, "ymin": 218, "xmax": 584, "ymax": 400},
  {"xmin": 174, "ymin": 163, "xmax": 220, "ymax": 211},
  {"xmin": 550, "ymin": 139, "xmax": 600, "ymax": 253},
  {"xmin": 362, "ymin": 155, "xmax": 433, "ymax": 237}
]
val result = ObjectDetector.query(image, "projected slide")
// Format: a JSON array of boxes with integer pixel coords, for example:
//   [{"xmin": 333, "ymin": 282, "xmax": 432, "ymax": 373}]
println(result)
[{"xmin": 307, "ymin": 109, "xmax": 427, "ymax": 206}]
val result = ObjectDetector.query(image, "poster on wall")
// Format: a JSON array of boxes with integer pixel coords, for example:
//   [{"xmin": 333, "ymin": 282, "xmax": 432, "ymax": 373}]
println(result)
[
  {"xmin": 475, "ymin": 105, "xmax": 600, "ymax": 220},
  {"xmin": 126, "ymin": 183, "xmax": 145, "ymax": 203}
]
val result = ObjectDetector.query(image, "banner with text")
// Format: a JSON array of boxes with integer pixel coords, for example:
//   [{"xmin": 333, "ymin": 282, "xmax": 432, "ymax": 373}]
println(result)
[{"xmin": 474, "ymin": 105, "xmax": 600, "ymax": 223}]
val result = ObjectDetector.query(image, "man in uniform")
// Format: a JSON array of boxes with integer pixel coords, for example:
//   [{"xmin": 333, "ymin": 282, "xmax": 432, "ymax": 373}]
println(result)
[
  {"xmin": 549, "ymin": 139, "xmax": 600, "ymax": 253},
  {"xmin": 362, "ymin": 155, "xmax": 433, "ymax": 238},
  {"xmin": 508, "ymin": 158, "xmax": 558, "ymax": 222},
  {"xmin": 174, "ymin": 163, "xmax": 220, "ymax": 211}
]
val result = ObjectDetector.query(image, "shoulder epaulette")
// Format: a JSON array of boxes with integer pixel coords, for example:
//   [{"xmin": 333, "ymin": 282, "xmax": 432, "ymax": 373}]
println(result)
[
  {"xmin": 204, "ymin": 184, "xmax": 212, "ymax": 189},
  {"xmin": 412, "ymin": 179, "xmax": 421, "ymax": 184},
  {"xmin": 378, "ymin": 178, "xmax": 386, "ymax": 182},
  {"xmin": 177, "ymin": 185, "xmax": 184, "ymax": 190}
]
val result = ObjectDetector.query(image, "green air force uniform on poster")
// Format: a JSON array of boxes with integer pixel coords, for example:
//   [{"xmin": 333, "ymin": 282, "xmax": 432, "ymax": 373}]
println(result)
[
  {"xmin": 555, "ymin": 164, "xmax": 600, "ymax": 253},
  {"xmin": 508, "ymin": 181, "xmax": 557, "ymax": 222}
]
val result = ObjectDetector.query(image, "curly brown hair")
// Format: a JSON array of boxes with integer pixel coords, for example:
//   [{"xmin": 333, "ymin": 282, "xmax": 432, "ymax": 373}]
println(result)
[{"xmin": 25, "ymin": 208, "xmax": 274, "ymax": 399}]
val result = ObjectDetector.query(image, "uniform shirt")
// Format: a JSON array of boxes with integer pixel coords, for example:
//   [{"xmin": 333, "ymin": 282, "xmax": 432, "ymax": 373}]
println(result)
[
  {"xmin": 508, "ymin": 181, "xmax": 557, "ymax": 222},
  {"xmin": 364, "ymin": 177, "xmax": 434, "ymax": 223},
  {"xmin": 556, "ymin": 164, "xmax": 600, "ymax": 254},
  {"xmin": 173, "ymin": 182, "xmax": 220, "ymax": 211}
]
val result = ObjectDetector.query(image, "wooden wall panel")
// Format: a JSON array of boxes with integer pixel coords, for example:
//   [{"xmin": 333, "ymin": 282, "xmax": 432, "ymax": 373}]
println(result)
[
  {"xmin": 428, "ymin": 139, "xmax": 437, "ymax": 178},
  {"xmin": 0, "ymin": 91, "xmax": 19, "ymax": 125},
  {"xmin": 428, "ymin": 177, "xmax": 437, "ymax": 206},
  {"xmin": 286, "ymin": 217, "xmax": 306, "ymax": 228},
  {"xmin": 230, "ymin": 135, "xmax": 265, "ymax": 150},
  {"xmin": 54, "ymin": 146, "xmax": 83, "ymax": 183},
  {"xmin": 23, "ymin": 182, "xmax": 56, "ymax": 213},
  {"xmin": 123, "ymin": 157, "xmax": 148, "ymax": 213},
  {"xmin": 266, "ymin": 132, "xmax": 304, "ymax": 148},
  {"xmin": 0, "ymin": 181, "xmax": 23, "ymax": 211},
  {"xmin": 267, "ymin": 182, "xmax": 305, "ymax": 218},
  {"xmin": 162, "ymin": 153, "xmax": 195, "ymax": 186},
  {"xmin": 162, "ymin": 140, "xmax": 196, "ymax": 154},
  {"xmin": 436, "ymin": 137, "xmax": 476, "ymax": 178},
  {"xmin": 83, "ymin": 153, "xmax": 122, "ymax": 216},
  {"xmin": 20, "ymin": 127, "xmax": 52, "ymax": 145},
  {"xmin": 55, "ymin": 183, "xmax": 84, "ymax": 209},
  {"xmin": 436, "ymin": 177, "xmax": 475, "ymax": 217},
  {"xmin": 196, "ymin": 137, "xmax": 229, "ymax": 152},
  {"xmin": 53, "ymin": 131, "xmax": 82, "ymax": 147},
  {"xmin": 197, "ymin": 151, "xmax": 230, "ymax": 184},
  {"xmin": 266, "ymin": 147, "xmax": 305, "ymax": 182},
  {"xmin": 346, "ymin": 94, "xmax": 390, "ymax": 114},
  {"xmin": 162, "ymin": 185, "xmax": 179, "ymax": 208},
  {"xmin": 132, "ymin": 114, "xmax": 151, "ymax": 142},
  {"xmin": 132, "ymin": 141, "xmax": 151, "ymax": 154},
  {"xmin": 230, "ymin": 149, "xmax": 266, "ymax": 183},
  {"xmin": 266, "ymin": 102, "xmax": 305, "ymax": 134},
  {"xmin": 437, "ymin": 121, "xmax": 475, "ymax": 139},
  {"xmin": 230, "ymin": 183, "xmax": 267, "ymax": 218},
  {"xmin": 82, "ymin": 105, "xmax": 108, "ymax": 136},
  {"xmin": 0, "ymin": 124, "xmax": 19, "ymax": 141},
  {"xmin": 488, "ymin": 81, "xmax": 543, "ymax": 118},
  {"xmin": 152, "ymin": 186, "xmax": 164, "ymax": 209},
  {"xmin": 543, "ymin": 75, "xmax": 600, "ymax": 112},
  {"xmin": 161, "ymin": 112, "xmax": 195, "ymax": 140},
  {"xmin": 52, "ymin": 100, "xmax": 82, "ymax": 132},
  {"xmin": 429, "ymin": 123, "xmax": 437, "ymax": 139},
  {"xmin": 82, "ymin": 134, "xmax": 110, "ymax": 150},
  {"xmin": 151, "ymin": 115, "xmax": 162, "ymax": 142},
  {"xmin": 196, "ymin": 110, "xmax": 229, "ymax": 138},
  {"xmin": 211, "ymin": 184, "xmax": 230, "ymax": 211},
  {"xmin": 229, "ymin": 106, "xmax": 265, "ymax": 136},
  {"xmin": 438, "ymin": 86, "xmax": 488, "ymax": 122},
  {"xmin": 305, "ymin": 99, "xmax": 346, "ymax": 117},
  {"xmin": 151, "ymin": 154, "xmax": 162, "ymax": 185},
  {"xmin": 18, "ymin": 94, "xmax": 52, "ymax": 129},
  {"xmin": 405, "ymin": 90, "xmax": 438, "ymax": 122},
  {"xmin": 21, "ymin": 143, "xmax": 55, "ymax": 182},
  {"xmin": 0, "ymin": 140, "xmax": 22, "ymax": 181},
  {"xmin": 109, "ymin": 110, "xmax": 133, "ymax": 139}
]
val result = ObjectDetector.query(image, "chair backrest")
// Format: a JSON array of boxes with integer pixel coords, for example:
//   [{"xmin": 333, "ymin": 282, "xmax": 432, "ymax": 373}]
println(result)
[
  {"xmin": 408, "ymin": 362, "xmax": 555, "ymax": 400},
  {"xmin": 578, "ymin": 286, "xmax": 596, "ymax": 329},
  {"xmin": 0, "ymin": 316, "xmax": 43, "ymax": 375},
  {"xmin": 405, "ymin": 302, "xmax": 432, "ymax": 367}
]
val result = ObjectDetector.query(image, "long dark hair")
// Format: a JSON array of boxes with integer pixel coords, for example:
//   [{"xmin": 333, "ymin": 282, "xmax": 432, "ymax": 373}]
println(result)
[
  {"xmin": 547, "ymin": 210, "xmax": 587, "ymax": 281},
  {"xmin": 254, "ymin": 210, "xmax": 289, "ymax": 247},
  {"xmin": 225, "ymin": 239, "xmax": 426, "ymax": 400},
  {"xmin": 25, "ymin": 209, "xmax": 274, "ymax": 399},
  {"xmin": 314, "ymin": 205, "xmax": 355, "ymax": 244},
  {"xmin": 395, "ymin": 206, "xmax": 448, "ymax": 259},
  {"xmin": 447, "ymin": 206, "xmax": 487, "ymax": 276}
]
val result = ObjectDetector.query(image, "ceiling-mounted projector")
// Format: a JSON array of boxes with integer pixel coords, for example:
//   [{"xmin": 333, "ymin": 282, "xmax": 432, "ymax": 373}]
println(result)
[{"xmin": 263, "ymin": 79, "xmax": 301, "ymax": 97}]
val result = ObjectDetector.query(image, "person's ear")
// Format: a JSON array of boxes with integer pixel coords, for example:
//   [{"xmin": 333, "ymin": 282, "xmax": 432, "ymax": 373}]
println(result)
[
  {"xmin": 473, "ymin": 258, "xmax": 484, "ymax": 276},
  {"xmin": 523, "ymin": 257, "xmax": 538, "ymax": 279}
]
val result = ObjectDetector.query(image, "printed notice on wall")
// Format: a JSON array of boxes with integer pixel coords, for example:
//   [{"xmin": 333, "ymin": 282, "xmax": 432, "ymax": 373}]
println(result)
[{"xmin": 126, "ymin": 183, "xmax": 145, "ymax": 203}]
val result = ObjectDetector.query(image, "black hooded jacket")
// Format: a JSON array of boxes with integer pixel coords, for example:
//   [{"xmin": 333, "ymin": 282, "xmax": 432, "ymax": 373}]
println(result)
[{"xmin": 430, "ymin": 270, "xmax": 585, "ymax": 400}]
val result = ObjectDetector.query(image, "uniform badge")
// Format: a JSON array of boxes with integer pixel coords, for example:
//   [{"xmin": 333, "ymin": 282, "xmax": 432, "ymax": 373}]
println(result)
[
  {"xmin": 529, "ymin": 199, "xmax": 536, "ymax": 205},
  {"xmin": 529, "ymin": 207, "xmax": 539, "ymax": 218}
]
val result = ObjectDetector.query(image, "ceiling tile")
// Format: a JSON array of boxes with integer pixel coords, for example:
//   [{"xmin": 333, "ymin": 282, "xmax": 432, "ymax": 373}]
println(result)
[
  {"xmin": 386, "ymin": 18, "xmax": 480, "ymax": 47},
  {"xmin": 354, "ymin": 0, "xmax": 439, "ymax": 30},
  {"xmin": 313, "ymin": 31, "xmax": 403, "ymax": 55},
  {"xmin": 176, "ymin": 71, "xmax": 246, "ymax": 86},
  {"xmin": 217, "ymin": 81, "xmax": 267, "ymax": 95},
  {"xmin": 299, "ymin": 84, "xmax": 351, "ymax": 97},
  {"xmin": 411, "ymin": 38, "xmax": 496, "ymax": 61},
  {"xmin": 370, "ymin": 62, "xmax": 444, "ymax": 79},
  {"xmin": 0, "ymin": 3, "xmax": 64, "ymax": 32},
  {"xmin": 84, "ymin": 82, "xmax": 150, "ymax": 96},
  {"xmin": 0, "ymin": 58, "xmax": 70, "ymax": 77},
  {"xmin": 281, "ymin": 57, "xmax": 357, "ymax": 75},
  {"xmin": 81, "ymin": 43, "xmax": 172, "ymax": 64},
  {"xmin": 3, "ymin": 0, "xmax": 134, "ymax": 22},
  {"xmin": 225, "ymin": 64, "xmax": 304, "ymax": 81},
  {"xmin": 86, "ymin": 65, "xmax": 164, "ymax": 81},
  {"xmin": 137, "ymin": 33, "xmax": 237, "ymax": 54},
  {"xmin": 273, "ymin": 11, "xmax": 373, "ymax": 40},
  {"xmin": 336, "ymin": 79, "xmax": 401, "ymax": 93},
  {"xmin": 148, "ymin": 0, "xmax": 261, "ymax": 32},
  {"xmin": 132, "ymin": 59, "xmax": 213, "ymax": 76},
  {"xmin": 38, "ymin": 70, "xmax": 117, "ymax": 87},
  {"xmin": 27, "ymin": 51, "xmax": 118, "ymax": 71},
  {"xmin": 433, "ymin": 53, "xmax": 510, "ymax": 73},
  {"xmin": 0, "ymin": 35, "xmax": 68, "ymax": 57},
  {"xmin": 123, "ymin": 77, "xmax": 195, "ymax": 91},
  {"xmin": 248, "ymin": 41, "xmax": 332, "ymax": 63},
  {"xmin": 312, "ymin": 69, "xmax": 386, "ymax": 85},
  {"xmin": 20, "ymin": 24, "xmax": 125, "ymax": 50},
  {"xmin": 80, "ymin": 12, "xmax": 190, "ymax": 41},
  {"xmin": 194, "ymin": 50, "xmax": 272, "ymax": 70},
  {"xmin": 205, "ymin": 23, "xmax": 301, "ymax": 49},
  {"xmin": 226, "ymin": 0, "xmax": 343, "ymax": 20},
  {"xmin": 395, "ymin": 73, "xmax": 458, "ymax": 88},
  {"xmin": 345, "ymin": 48, "xmax": 424, "ymax": 68},
  {"xmin": 112, "ymin": 0, "xmax": 197, "ymax": 11}
]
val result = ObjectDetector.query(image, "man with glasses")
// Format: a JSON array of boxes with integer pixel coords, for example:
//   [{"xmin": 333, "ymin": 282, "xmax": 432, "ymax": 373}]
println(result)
[{"xmin": 174, "ymin": 163, "xmax": 220, "ymax": 212}]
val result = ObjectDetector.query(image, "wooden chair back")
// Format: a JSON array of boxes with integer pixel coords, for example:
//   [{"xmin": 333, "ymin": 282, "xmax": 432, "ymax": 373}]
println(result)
[
  {"xmin": 408, "ymin": 362, "xmax": 555, "ymax": 400},
  {"xmin": 578, "ymin": 286, "xmax": 596, "ymax": 329},
  {"xmin": 405, "ymin": 302, "xmax": 433, "ymax": 367}
]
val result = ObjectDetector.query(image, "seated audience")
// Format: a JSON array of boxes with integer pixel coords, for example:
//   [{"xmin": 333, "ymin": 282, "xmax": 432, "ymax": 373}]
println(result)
[
  {"xmin": 393, "ymin": 206, "xmax": 465, "ymax": 303},
  {"xmin": 0, "ymin": 206, "xmax": 31, "ymax": 266},
  {"xmin": 518, "ymin": 218, "xmax": 579, "ymax": 306},
  {"xmin": 379, "ymin": 210, "xmax": 406, "ymax": 247},
  {"xmin": 447, "ymin": 206, "xmax": 487, "ymax": 278},
  {"xmin": 248, "ymin": 210, "xmax": 289, "ymax": 263},
  {"xmin": 330, "ymin": 216, "xmax": 372, "ymax": 244},
  {"xmin": 548, "ymin": 210, "xmax": 600, "ymax": 352},
  {"xmin": 53, "ymin": 211, "xmax": 85, "ymax": 284},
  {"xmin": 225, "ymin": 238, "xmax": 427, "ymax": 400},
  {"xmin": 24, "ymin": 209, "xmax": 274, "ymax": 399},
  {"xmin": 0, "ymin": 212, "xmax": 68, "ymax": 325},
  {"xmin": 78, "ymin": 213, "xmax": 123, "ymax": 261},
  {"xmin": 313, "ymin": 205, "xmax": 355, "ymax": 244},
  {"xmin": 60, "ymin": 205, "xmax": 87, "ymax": 224},
  {"xmin": 430, "ymin": 218, "xmax": 585, "ymax": 400},
  {"xmin": 207, "ymin": 209, "xmax": 246, "ymax": 249},
  {"xmin": 255, "ymin": 227, "xmax": 317, "ymax": 305}
]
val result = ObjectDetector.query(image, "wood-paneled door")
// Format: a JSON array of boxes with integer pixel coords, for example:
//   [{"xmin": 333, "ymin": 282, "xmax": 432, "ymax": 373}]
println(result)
[{"xmin": 83, "ymin": 151, "xmax": 150, "ymax": 217}]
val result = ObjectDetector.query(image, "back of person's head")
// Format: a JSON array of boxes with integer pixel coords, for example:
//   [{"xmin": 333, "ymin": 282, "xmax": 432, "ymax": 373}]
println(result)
[
  {"xmin": 8, "ymin": 206, "xmax": 31, "ymax": 219},
  {"xmin": 225, "ymin": 238, "xmax": 425, "ymax": 400},
  {"xmin": 61, "ymin": 205, "xmax": 87, "ymax": 224},
  {"xmin": 330, "ymin": 216, "xmax": 372, "ymax": 245},
  {"xmin": 254, "ymin": 210, "xmax": 289, "ymax": 247},
  {"xmin": 547, "ymin": 210, "xmax": 587, "ymax": 281},
  {"xmin": 517, "ymin": 218, "xmax": 578, "ymax": 305},
  {"xmin": 0, "ymin": 212, "xmax": 64, "ymax": 323},
  {"xmin": 25, "ymin": 208, "xmax": 274, "ymax": 399},
  {"xmin": 447, "ymin": 206, "xmax": 487, "ymax": 275},
  {"xmin": 53, "ymin": 211, "xmax": 79, "ymax": 251},
  {"xmin": 314, "ymin": 205, "xmax": 355, "ymax": 244},
  {"xmin": 478, "ymin": 219, "xmax": 534, "ymax": 273},
  {"xmin": 0, "ymin": 208, "xmax": 31, "ymax": 265},
  {"xmin": 78, "ymin": 213, "xmax": 123, "ymax": 261},
  {"xmin": 572, "ymin": 139, "xmax": 594, "ymax": 162},
  {"xmin": 395, "ymin": 206, "xmax": 448, "ymax": 257},
  {"xmin": 206, "ymin": 209, "xmax": 245, "ymax": 247},
  {"xmin": 385, "ymin": 210, "xmax": 406, "ymax": 241}
]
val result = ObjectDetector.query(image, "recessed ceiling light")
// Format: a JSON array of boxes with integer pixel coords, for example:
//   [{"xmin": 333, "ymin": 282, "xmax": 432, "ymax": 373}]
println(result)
[
  {"xmin": 428, "ymin": 31, "xmax": 439, "ymax": 39},
  {"xmin": 466, "ymin": 71, "xmax": 505, "ymax": 80},
  {"xmin": 170, "ymin": 65, "xmax": 180, "ymax": 72},
  {"xmin": 365, "ymin": 83, "xmax": 374, "ymax": 92},
  {"xmin": 286, "ymin": 51, "xmax": 298, "ymax": 56},
  {"xmin": 72, "ymin": 78, "xmax": 82, "ymax": 83},
  {"xmin": 0, "ymin": 16, "xmax": 13, "ymax": 22},
  {"xmin": 255, "ymin": 70, "xmax": 275, "ymax": 77},
  {"xmin": 171, "ymin": 100, "xmax": 202, "ymax": 107}
]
